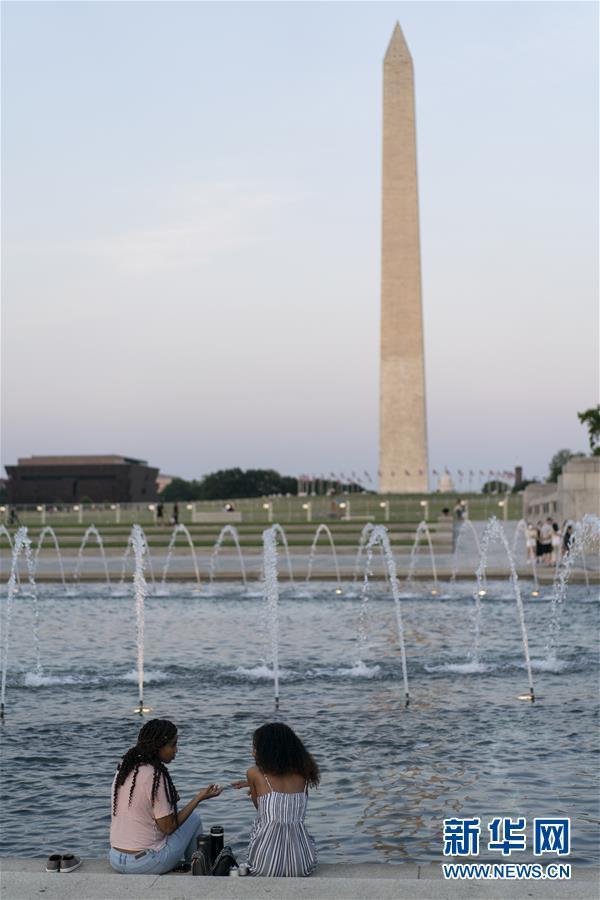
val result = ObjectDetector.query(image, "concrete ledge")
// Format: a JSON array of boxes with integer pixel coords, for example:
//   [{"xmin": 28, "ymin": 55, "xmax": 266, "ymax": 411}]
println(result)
[{"xmin": 1, "ymin": 860, "xmax": 598, "ymax": 899}]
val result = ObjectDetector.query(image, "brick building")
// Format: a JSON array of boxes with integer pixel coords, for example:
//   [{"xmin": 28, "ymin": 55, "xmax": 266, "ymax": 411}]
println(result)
[{"xmin": 5, "ymin": 455, "xmax": 159, "ymax": 504}]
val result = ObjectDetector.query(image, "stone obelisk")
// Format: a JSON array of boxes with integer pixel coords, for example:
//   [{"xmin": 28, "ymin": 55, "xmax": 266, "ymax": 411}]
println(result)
[{"xmin": 379, "ymin": 22, "xmax": 428, "ymax": 494}]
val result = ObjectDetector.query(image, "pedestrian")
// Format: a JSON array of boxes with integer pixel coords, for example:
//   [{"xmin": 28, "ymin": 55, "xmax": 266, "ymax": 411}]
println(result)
[
  {"xmin": 535, "ymin": 521, "xmax": 543, "ymax": 565},
  {"xmin": 551, "ymin": 522, "xmax": 561, "ymax": 565},
  {"xmin": 156, "ymin": 502, "xmax": 164, "ymax": 524},
  {"xmin": 526, "ymin": 522, "xmax": 538, "ymax": 562},
  {"xmin": 171, "ymin": 503, "xmax": 179, "ymax": 526},
  {"xmin": 539, "ymin": 518, "xmax": 554, "ymax": 566},
  {"xmin": 562, "ymin": 524, "xmax": 575, "ymax": 558}
]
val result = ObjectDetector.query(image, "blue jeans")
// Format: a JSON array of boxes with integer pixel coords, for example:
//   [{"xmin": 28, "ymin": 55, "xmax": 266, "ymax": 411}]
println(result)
[{"xmin": 109, "ymin": 810, "xmax": 203, "ymax": 874}]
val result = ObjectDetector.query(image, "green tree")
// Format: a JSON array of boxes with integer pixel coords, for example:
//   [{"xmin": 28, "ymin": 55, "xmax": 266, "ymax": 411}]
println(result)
[
  {"xmin": 160, "ymin": 469, "xmax": 298, "ymax": 501},
  {"xmin": 511, "ymin": 479, "xmax": 538, "ymax": 494},
  {"xmin": 547, "ymin": 449, "xmax": 585, "ymax": 483},
  {"xmin": 200, "ymin": 468, "xmax": 297, "ymax": 500},
  {"xmin": 577, "ymin": 405, "xmax": 600, "ymax": 455},
  {"xmin": 482, "ymin": 480, "xmax": 510, "ymax": 494},
  {"xmin": 161, "ymin": 478, "xmax": 204, "ymax": 501}
]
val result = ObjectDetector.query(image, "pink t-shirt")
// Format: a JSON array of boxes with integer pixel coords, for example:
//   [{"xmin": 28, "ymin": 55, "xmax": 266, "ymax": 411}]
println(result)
[{"xmin": 110, "ymin": 764, "xmax": 174, "ymax": 851}]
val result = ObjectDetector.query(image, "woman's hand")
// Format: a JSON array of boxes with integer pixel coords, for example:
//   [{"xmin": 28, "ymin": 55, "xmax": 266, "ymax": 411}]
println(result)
[
  {"xmin": 196, "ymin": 783, "xmax": 223, "ymax": 802},
  {"xmin": 231, "ymin": 779, "xmax": 252, "ymax": 799}
]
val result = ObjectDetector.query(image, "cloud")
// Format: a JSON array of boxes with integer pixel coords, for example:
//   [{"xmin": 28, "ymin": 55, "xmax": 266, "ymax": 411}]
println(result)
[{"xmin": 4, "ymin": 180, "xmax": 297, "ymax": 273}]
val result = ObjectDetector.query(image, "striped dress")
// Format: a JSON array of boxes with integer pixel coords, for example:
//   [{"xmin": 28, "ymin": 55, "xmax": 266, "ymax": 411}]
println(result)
[{"xmin": 247, "ymin": 773, "xmax": 317, "ymax": 877}]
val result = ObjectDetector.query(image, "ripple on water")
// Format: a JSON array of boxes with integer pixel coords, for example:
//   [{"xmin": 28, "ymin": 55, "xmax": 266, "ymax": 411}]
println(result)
[{"xmin": 0, "ymin": 584, "xmax": 597, "ymax": 864}]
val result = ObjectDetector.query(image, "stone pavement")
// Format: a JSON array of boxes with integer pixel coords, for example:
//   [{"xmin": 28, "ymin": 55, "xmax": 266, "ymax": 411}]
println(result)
[{"xmin": 1, "ymin": 860, "xmax": 598, "ymax": 900}]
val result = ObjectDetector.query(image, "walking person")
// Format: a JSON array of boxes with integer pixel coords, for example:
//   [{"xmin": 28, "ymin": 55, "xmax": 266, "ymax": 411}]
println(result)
[
  {"xmin": 109, "ymin": 719, "xmax": 222, "ymax": 874},
  {"xmin": 551, "ymin": 522, "xmax": 561, "ymax": 565},
  {"xmin": 535, "ymin": 521, "xmax": 544, "ymax": 565},
  {"xmin": 526, "ymin": 522, "xmax": 538, "ymax": 562},
  {"xmin": 233, "ymin": 722, "xmax": 319, "ymax": 877},
  {"xmin": 562, "ymin": 524, "xmax": 575, "ymax": 558},
  {"xmin": 539, "ymin": 518, "xmax": 554, "ymax": 566}
]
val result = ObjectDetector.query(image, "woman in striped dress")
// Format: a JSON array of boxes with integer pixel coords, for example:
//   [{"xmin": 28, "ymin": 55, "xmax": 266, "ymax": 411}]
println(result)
[{"xmin": 234, "ymin": 722, "xmax": 319, "ymax": 877}]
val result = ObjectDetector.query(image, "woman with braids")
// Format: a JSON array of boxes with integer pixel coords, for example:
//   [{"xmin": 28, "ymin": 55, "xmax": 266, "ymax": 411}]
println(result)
[
  {"xmin": 109, "ymin": 719, "xmax": 222, "ymax": 874},
  {"xmin": 233, "ymin": 722, "xmax": 319, "ymax": 877}
]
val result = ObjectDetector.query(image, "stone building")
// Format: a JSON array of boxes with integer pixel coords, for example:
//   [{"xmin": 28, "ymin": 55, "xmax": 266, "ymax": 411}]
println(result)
[
  {"xmin": 5, "ymin": 455, "xmax": 159, "ymax": 504},
  {"xmin": 522, "ymin": 457, "xmax": 600, "ymax": 522}
]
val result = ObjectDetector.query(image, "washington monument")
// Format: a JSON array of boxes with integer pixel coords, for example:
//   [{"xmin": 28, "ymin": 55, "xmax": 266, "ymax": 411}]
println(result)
[{"xmin": 379, "ymin": 23, "xmax": 429, "ymax": 494}]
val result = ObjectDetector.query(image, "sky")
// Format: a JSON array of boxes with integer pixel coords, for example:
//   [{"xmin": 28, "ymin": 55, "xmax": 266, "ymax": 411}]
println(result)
[{"xmin": 1, "ymin": 1, "xmax": 598, "ymax": 488}]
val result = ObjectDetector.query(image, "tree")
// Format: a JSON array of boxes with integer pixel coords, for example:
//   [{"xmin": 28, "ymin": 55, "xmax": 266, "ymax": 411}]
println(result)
[
  {"xmin": 160, "ymin": 478, "xmax": 204, "ymax": 501},
  {"xmin": 482, "ymin": 480, "xmax": 510, "ymax": 494},
  {"xmin": 547, "ymin": 449, "xmax": 585, "ymax": 483},
  {"xmin": 511, "ymin": 478, "xmax": 538, "ymax": 494},
  {"xmin": 159, "ymin": 468, "xmax": 298, "ymax": 501},
  {"xmin": 577, "ymin": 405, "xmax": 600, "ymax": 455},
  {"xmin": 200, "ymin": 468, "xmax": 297, "ymax": 500}
]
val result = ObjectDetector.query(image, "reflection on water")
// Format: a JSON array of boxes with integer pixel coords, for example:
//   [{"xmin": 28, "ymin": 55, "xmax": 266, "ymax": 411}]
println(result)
[{"xmin": 0, "ymin": 583, "xmax": 598, "ymax": 864}]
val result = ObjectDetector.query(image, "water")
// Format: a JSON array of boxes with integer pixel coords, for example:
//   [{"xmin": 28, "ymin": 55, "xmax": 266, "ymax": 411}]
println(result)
[
  {"xmin": 306, "ymin": 524, "xmax": 341, "ymax": 586},
  {"xmin": 34, "ymin": 526, "xmax": 67, "ymax": 590},
  {"xmin": 1, "ymin": 528, "xmax": 41, "ymax": 717},
  {"xmin": 0, "ymin": 580, "xmax": 597, "ymax": 864},
  {"xmin": 161, "ymin": 524, "xmax": 201, "ymax": 588},
  {"xmin": 208, "ymin": 525, "xmax": 247, "ymax": 587},
  {"xmin": 451, "ymin": 520, "xmax": 481, "ymax": 583},
  {"xmin": 547, "ymin": 514, "xmax": 600, "ymax": 661},
  {"xmin": 73, "ymin": 526, "xmax": 111, "ymax": 586},
  {"xmin": 129, "ymin": 525, "xmax": 150, "ymax": 712},
  {"xmin": 406, "ymin": 521, "xmax": 438, "ymax": 589},
  {"xmin": 474, "ymin": 518, "xmax": 535, "ymax": 701},
  {"xmin": 359, "ymin": 526, "xmax": 409, "ymax": 704},
  {"xmin": 262, "ymin": 526, "xmax": 280, "ymax": 707}
]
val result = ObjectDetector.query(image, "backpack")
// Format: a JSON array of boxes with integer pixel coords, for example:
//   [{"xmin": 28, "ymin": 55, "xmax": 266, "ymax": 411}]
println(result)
[{"xmin": 210, "ymin": 845, "xmax": 238, "ymax": 876}]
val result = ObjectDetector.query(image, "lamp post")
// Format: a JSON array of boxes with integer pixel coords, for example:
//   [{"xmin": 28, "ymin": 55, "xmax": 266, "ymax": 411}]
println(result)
[
  {"xmin": 148, "ymin": 504, "xmax": 157, "ymax": 525},
  {"xmin": 37, "ymin": 505, "xmax": 46, "ymax": 525},
  {"xmin": 263, "ymin": 502, "xmax": 273, "ymax": 523},
  {"xmin": 302, "ymin": 502, "xmax": 312, "ymax": 523},
  {"xmin": 339, "ymin": 501, "xmax": 351, "ymax": 521},
  {"xmin": 73, "ymin": 504, "xmax": 83, "ymax": 525},
  {"xmin": 379, "ymin": 500, "xmax": 390, "ymax": 522},
  {"xmin": 419, "ymin": 499, "xmax": 429, "ymax": 521},
  {"xmin": 498, "ymin": 499, "xmax": 508, "ymax": 522}
]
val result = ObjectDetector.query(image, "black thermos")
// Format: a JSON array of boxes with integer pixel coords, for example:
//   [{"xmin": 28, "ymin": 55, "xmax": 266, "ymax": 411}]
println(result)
[{"xmin": 209, "ymin": 825, "xmax": 224, "ymax": 863}]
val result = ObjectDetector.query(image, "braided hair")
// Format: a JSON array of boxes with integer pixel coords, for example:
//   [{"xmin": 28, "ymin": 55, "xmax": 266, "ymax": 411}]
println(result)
[{"xmin": 112, "ymin": 719, "xmax": 179, "ymax": 820}]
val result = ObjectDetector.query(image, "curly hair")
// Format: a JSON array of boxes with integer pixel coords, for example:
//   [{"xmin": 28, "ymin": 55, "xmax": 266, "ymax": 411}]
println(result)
[
  {"xmin": 112, "ymin": 719, "xmax": 178, "ymax": 819},
  {"xmin": 253, "ymin": 722, "xmax": 320, "ymax": 787}
]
